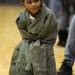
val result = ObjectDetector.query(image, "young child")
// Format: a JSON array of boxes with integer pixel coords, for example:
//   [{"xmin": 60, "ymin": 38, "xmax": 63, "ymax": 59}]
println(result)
[{"xmin": 9, "ymin": 0, "xmax": 58, "ymax": 75}]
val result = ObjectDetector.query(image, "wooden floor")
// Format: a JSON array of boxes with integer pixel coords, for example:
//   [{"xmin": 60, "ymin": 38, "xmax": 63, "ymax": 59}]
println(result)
[{"xmin": 0, "ymin": 4, "xmax": 75, "ymax": 75}]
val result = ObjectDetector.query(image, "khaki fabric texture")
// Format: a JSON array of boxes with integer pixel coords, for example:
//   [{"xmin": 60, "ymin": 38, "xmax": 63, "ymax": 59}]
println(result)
[{"xmin": 9, "ymin": 40, "xmax": 56, "ymax": 75}]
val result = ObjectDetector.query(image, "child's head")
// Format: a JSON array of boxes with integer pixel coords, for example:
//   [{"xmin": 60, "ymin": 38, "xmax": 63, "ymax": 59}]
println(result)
[{"xmin": 21, "ymin": 0, "xmax": 42, "ymax": 16}]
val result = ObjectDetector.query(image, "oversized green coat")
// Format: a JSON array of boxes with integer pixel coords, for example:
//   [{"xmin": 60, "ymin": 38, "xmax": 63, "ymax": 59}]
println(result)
[{"xmin": 9, "ymin": 3, "xmax": 58, "ymax": 75}]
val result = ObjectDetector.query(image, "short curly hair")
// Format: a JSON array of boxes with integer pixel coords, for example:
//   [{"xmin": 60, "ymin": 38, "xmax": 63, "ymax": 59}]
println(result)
[
  {"xmin": 20, "ymin": 0, "xmax": 43, "ymax": 5},
  {"xmin": 21, "ymin": 0, "xmax": 43, "ymax": 3}
]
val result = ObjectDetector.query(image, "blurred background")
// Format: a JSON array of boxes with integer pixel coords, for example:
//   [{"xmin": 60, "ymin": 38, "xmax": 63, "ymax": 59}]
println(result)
[
  {"xmin": 0, "ymin": 0, "xmax": 21, "ymax": 75},
  {"xmin": 0, "ymin": 0, "xmax": 75, "ymax": 75},
  {"xmin": 0, "ymin": 0, "xmax": 20, "ymax": 4}
]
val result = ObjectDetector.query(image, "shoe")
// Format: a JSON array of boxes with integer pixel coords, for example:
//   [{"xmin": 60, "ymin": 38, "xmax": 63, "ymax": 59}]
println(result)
[
  {"xmin": 57, "ymin": 60, "xmax": 73, "ymax": 75},
  {"xmin": 58, "ymin": 41, "xmax": 66, "ymax": 47}
]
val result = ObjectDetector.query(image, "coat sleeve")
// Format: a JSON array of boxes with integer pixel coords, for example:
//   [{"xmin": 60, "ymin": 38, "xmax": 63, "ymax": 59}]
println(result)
[
  {"xmin": 48, "ymin": 13, "xmax": 58, "ymax": 40},
  {"xmin": 41, "ymin": 13, "xmax": 58, "ymax": 45},
  {"xmin": 15, "ymin": 11, "xmax": 33, "ymax": 40}
]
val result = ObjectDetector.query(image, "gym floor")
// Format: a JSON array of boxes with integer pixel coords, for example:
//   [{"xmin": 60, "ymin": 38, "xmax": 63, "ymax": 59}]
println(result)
[{"xmin": 0, "ymin": 4, "xmax": 75, "ymax": 75}]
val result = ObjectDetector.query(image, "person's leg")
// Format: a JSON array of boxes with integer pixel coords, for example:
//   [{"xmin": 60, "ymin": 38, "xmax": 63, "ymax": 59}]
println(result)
[
  {"xmin": 49, "ymin": 0, "xmax": 61, "ymax": 17},
  {"xmin": 61, "ymin": 0, "xmax": 71, "ymax": 26},
  {"xmin": 57, "ymin": 48, "xmax": 74, "ymax": 75},
  {"xmin": 58, "ymin": 30, "xmax": 68, "ymax": 47},
  {"xmin": 58, "ymin": 0, "xmax": 71, "ymax": 46},
  {"xmin": 57, "ymin": 49, "xmax": 74, "ymax": 75},
  {"xmin": 72, "ymin": 0, "xmax": 75, "ymax": 14},
  {"xmin": 9, "ymin": 40, "xmax": 33, "ymax": 75},
  {"xmin": 30, "ymin": 41, "xmax": 57, "ymax": 75},
  {"xmin": 58, "ymin": 15, "xmax": 75, "ymax": 75}
]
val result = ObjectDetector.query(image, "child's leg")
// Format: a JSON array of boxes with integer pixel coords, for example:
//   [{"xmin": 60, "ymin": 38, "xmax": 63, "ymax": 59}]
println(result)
[
  {"xmin": 9, "ymin": 40, "xmax": 33, "ymax": 75},
  {"xmin": 30, "ymin": 41, "xmax": 57, "ymax": 75},
  {"xmin": 45, "ymin": 45, "xmax": 57, "ymax": 75}
]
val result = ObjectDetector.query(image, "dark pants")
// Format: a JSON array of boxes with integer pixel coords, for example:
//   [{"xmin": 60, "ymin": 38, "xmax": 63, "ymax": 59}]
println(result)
[
  {"xmin": 61, "ymin": 0, "xmax": 71, "ymax": 26},
  {"xmin": 58, "ymin": 0, "xmax": 72, "ymax": 46},
  {"xmin": 58, "ymin": 30, "xmax": 68, "ymax": 46},
  {"xmin": 60, "ymin": 0, "xmax": 75, "ymax": 25},
  {"xmin": 58, "ymin": 0, "xmax": 75, "ymax": 46}
]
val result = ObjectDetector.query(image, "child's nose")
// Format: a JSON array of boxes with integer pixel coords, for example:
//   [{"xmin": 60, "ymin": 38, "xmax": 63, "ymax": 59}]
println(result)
[{"xmin": 32, "ymin": 2, "xmax": 36, "ymax": 6}]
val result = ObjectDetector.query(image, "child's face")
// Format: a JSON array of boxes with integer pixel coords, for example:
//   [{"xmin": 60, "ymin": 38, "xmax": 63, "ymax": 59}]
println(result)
[{"xmin": 24, "ymin": 0, "xmax": 42, "ymax": 16}]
